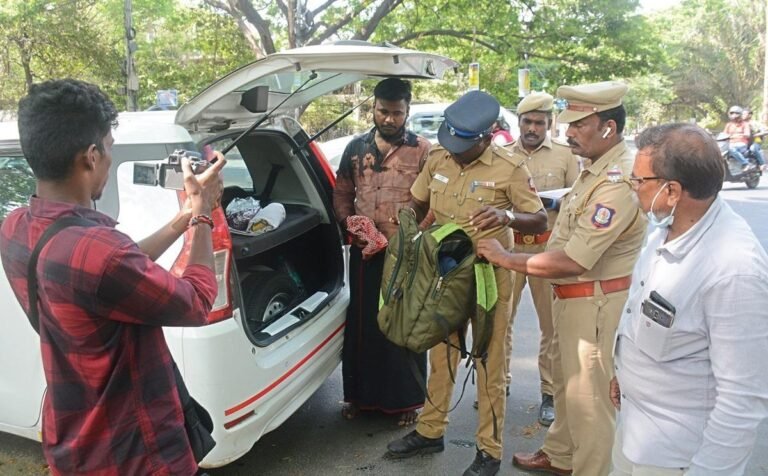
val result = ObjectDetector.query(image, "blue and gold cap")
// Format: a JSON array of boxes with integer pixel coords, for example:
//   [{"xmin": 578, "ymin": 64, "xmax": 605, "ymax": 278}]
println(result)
[{"xmin": 438, "ymin": 90, "xmax": 500, "ymax": 154}]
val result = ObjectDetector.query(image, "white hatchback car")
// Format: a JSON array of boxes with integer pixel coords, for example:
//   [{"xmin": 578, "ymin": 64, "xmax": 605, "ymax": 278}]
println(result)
[
  {"xmin": 0, "ymin": 43, "xmax": 457, "ymax": 467},
  {"xmin": 406, "ymin": 102, "xmax": 519, "ymax": 143}
]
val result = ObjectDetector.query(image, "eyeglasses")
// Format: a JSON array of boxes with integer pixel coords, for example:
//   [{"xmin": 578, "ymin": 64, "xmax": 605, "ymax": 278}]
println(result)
[{"xmin": 628, "ymin": 175, "xmax": 663, "ymax": 187}]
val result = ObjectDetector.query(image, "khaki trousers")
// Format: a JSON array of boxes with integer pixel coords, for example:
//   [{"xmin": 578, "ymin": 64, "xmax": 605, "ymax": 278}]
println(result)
[
  {"xmin": 609, "ymin": 422, "xmax": 687, "ymax": 476},
  {"xmin": 542, "ymin": 286, "xmax": 627, "ymax": 476},
  {"xmin": 504, "ymin": 241, "xmax": 554, "ymax": 395},
  {"xmin": 416, "ymin": 267, "xmax": 513, "ymax": 460}
]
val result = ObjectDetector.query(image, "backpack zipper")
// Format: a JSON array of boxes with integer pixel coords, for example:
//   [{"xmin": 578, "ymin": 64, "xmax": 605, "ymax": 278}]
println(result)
[
  {"xmin": 431, "ymin": 276, "xmax": 444, "ymax": 298},
  {"xmin": 383, "ymin": 223, "xmax": 406, "ymax": 304},
  {"xmin": 406, "ymin": 232, "xmax": 423, "ymax": 288},
  {"xmin": 430, "ymin": 251, "xmax": 475, "ymax": 299}
]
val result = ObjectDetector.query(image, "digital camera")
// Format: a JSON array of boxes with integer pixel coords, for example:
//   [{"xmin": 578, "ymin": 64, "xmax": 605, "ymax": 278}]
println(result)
[{"xmin": 133, "ymin": 149, "xmax": 209, "ymax": 190}]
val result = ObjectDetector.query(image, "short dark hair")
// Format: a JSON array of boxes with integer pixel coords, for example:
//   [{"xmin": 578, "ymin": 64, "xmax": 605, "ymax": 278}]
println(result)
[
  {"xmin": 636, "ymin": 123, "xmax": 723, "ymax": 199},
  {"xmin": 18, "ymin": 79, "xmax": 118, "ymax": 180},
  {"xmin": 596, "ymin": 105, "xmax": 626, "ymax": 134},
  {"xmin": 373, "ymin": 78, "xmax": 412, "ymax": 104}
]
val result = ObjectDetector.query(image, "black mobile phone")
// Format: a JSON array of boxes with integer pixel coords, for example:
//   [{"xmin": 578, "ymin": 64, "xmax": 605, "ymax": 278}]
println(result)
[
  {"xmin": 642, "ymin": 294, "xmax": 676, "ymax": 328},
  {"xmin": 649, "ymin": 290, "xmax": 676, "ymax": 314}
]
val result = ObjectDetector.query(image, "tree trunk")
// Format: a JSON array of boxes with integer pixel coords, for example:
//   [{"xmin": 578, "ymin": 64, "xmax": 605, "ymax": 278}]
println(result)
[{"xmin": 14, "ymin": 38, "xmax": 34, "ymax": 92}]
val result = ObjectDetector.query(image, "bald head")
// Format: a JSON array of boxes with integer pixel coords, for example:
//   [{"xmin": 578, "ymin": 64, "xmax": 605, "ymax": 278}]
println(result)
[{"xmin": 635, "ymin": 123, "xmax": 723, "ymax": 199}]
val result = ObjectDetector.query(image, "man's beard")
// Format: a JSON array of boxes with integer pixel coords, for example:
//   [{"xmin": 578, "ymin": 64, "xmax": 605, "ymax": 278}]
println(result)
[{"xmin": 375, "ymin": 121, "xmax": 405, "ymax": 143}]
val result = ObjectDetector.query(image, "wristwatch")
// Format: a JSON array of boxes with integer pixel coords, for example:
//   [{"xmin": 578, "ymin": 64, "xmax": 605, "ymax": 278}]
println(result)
[{"xmin": 504, "ymin": 209, "xmax": 516, "ymax": 226}]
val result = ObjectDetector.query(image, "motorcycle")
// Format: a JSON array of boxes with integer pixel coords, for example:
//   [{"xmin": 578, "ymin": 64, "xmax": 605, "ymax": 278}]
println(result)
[{"xmin": 715, "ymin": 132, "xmax": 762, "ymax": 189}]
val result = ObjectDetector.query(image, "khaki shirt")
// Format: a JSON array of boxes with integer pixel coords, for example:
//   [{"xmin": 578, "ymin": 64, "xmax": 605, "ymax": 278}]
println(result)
[
  {"xmin": 411, "ymin": 143, "xmax": 543, "ymax": 249},
  {"xmin": 505, "ymin": 136, "xmax": 580, "ymax": 230},
  {"xmin": 547, "ymin": 141, "xmax": 646, "ymax": 285}
]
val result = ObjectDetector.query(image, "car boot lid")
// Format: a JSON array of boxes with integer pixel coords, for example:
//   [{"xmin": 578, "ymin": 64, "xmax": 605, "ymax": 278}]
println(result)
[{"xmin": 175, "ymin": 42, "xmax": 459, "ymax": 132}]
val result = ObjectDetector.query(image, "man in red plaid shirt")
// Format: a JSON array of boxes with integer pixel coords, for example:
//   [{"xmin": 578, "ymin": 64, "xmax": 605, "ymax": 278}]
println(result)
[{"xmin": 0, "ymin": 79, "xmax": 225, "ymax": 475}]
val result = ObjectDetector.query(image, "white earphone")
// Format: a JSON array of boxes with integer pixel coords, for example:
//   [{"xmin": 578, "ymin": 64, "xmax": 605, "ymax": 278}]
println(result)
[{"xmin": 602, "ymin": 128, "xmax": 611, "ymax": 139}]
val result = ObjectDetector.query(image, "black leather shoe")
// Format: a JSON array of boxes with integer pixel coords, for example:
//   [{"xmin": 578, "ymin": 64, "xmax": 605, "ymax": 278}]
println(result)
[
  {"xmin": 538, "ymin": 393, "xmax": 555, "ymax": 426},
  {"xmin": 386, "ymin": 430, "xmax": 444, "ymax": 459},
  {"xmin": 462, "ymin": 448, "xmax": 500, "ymax": 476}
]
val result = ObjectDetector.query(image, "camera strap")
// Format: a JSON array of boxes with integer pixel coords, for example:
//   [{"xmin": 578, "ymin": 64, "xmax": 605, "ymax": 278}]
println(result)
[{"xmin": 25, "ymin": 216, "xmax": 98, "ymax": 333}]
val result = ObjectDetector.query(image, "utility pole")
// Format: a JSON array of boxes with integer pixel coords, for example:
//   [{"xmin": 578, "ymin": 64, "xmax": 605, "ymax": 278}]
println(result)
[{"xmin": 124, "ymin": 0, "xmax": 139, "ymax": 111}]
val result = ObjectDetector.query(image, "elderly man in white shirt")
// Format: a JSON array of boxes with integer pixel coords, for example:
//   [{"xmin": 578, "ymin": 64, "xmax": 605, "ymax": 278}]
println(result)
[{"xmin": 610, "ymin": 123, "xmax": 768, "ymax": 476}]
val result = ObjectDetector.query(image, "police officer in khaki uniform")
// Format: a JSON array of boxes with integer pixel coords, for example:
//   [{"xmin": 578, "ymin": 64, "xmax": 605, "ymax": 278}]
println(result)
[
  {"xmin": 478, "ymin": 81, "xmax": 646, "ymax": 476},
  {"xmin": 386, "ymin": 90, "xmax": 547, "ymax": 476},
  {"xmin": 503, "ymin": 92, "xmax": 579, "ymax": 426}
]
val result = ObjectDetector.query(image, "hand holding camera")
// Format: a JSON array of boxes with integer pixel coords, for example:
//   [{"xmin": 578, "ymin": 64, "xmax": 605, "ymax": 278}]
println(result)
[{"xmin": 183, "ymin": 150, "xmax": 226, "ymax": 217}]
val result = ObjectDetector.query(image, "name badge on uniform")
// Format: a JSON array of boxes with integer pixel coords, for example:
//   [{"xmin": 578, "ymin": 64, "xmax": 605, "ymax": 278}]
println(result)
[
  {"xmin": 434, "ymin": 173, "xmax": 449, "ymax": 184},
  {"xmin": 470, "ymin": 180, "xmax": 495, "ymax": 193}
]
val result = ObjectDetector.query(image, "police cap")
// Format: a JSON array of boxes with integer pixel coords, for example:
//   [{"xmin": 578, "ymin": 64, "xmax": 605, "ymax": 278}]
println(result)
[
  {"xmin": 517, "ymin": 92, "xmax": 553, "ymax": 115},
  {"xmin": 556, "ymin": 81, "xmax": 628, "ymax": 123},
  {"xmin": 438, "ymin": 90, "xmax": 500, "ymax": 154}
]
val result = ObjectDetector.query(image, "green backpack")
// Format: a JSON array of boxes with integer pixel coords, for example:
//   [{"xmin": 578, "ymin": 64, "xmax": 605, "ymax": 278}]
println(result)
[{"xmin": 377, "ymin": 207, "xmax": 498, "ymax": 360}]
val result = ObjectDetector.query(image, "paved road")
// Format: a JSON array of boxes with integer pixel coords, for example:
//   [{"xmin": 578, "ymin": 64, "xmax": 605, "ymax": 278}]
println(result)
[{"xmin": 2, "ymin": 181, "xmax": 767, "ymax": 475}]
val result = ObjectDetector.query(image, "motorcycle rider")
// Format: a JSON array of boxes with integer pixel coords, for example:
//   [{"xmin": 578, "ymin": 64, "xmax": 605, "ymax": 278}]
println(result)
[
  {"xmin": 742, "ymin": 108, "xmax": 767, "ymax": 171},
  {"xmin": 724, "ymin": 105, "xmax": 761, "ymax": 171}
]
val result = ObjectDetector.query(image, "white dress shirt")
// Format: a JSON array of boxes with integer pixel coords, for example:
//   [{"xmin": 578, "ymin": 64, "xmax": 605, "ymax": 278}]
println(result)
[{"xmin": 615, "ymin": 196, "xmax": 768, "ymax": 475}]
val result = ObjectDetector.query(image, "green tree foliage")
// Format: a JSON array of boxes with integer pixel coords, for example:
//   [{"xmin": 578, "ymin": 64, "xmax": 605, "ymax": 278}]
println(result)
[
  {"xmin": 202, "ymin": 0, "xmax": 406, "ymax": 57},
  {"xmin": 204, "ymin": 0, "xmax": 660, "ymax": 109},
  {"xmin": 128, "ymin": 3, "xmax": 253, "ymax": 108},
  {"xmin": 370, "ymin": 0, "xmax": 661, "ymax": 107},
  {"xmin": 0, "ymin": 0, "xmax": 253, "ymax": 112},
  {"xmin": 0, "ymin": 0, "xmax": 120, "ymax": 110},
  {"xmin": 647, "ymin": 0, "xmax": 766, "ymax": 129}
]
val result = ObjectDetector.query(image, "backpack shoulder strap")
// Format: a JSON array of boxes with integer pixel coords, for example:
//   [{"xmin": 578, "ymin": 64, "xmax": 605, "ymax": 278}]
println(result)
[{"xmin": 26, "ymin": 216, "xmax": 98, "ymax": 333}]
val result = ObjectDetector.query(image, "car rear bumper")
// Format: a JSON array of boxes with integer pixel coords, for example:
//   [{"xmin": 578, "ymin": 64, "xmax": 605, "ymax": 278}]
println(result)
[{"xmin": 165, "ymin": 287, "xmax": 348, "ymax": 468}]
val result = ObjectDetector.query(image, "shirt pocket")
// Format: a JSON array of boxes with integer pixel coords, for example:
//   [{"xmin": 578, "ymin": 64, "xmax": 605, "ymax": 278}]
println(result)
[
  {"xmin": 391, "ymin": 162, "xmax": 421, "ymax": 189},
  {"xmin": 429, "ymin": 176, "xmax": 449, "ymax": 210},
  {"xmin": 466, "ymin": 186, "xmax": 496, "ymax": 206},
  {"xmin": 533, "ymin": 171, "xmax": 561, "ymax": 191},
  {"xmin": 634, "ymin": 314, "xmax": 673, "ymax": 361}
]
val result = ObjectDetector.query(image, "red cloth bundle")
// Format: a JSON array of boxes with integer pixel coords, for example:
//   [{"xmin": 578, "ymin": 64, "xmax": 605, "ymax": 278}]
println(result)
[{"xmin": 345, "ymin": 215, "xmax": 388, "ymax": 260}]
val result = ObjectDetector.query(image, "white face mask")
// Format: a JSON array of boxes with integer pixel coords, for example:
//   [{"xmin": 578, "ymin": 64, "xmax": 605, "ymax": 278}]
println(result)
[{"xmin": 647, "ymin": 182, "xmax": 677, "ymax": 228}]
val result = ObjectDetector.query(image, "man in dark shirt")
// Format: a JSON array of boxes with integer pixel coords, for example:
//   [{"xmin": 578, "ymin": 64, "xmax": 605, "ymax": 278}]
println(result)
[
  {"xmin": 333, "ymin": 78, "xmax": 430, "ymax": 426},
  {"xmin": 0, "ymin": 79, "xmax": 225, "ymax": 475}
]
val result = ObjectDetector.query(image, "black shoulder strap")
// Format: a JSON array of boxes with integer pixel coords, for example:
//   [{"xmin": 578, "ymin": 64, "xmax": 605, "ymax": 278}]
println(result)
[{"xmin": 26, "ymin": 216, "xmax": 98, "ymax": 333}]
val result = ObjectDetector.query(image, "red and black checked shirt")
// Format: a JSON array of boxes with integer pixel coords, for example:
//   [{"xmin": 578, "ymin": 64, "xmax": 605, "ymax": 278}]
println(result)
[{"xmin": 0, "ymin": 197, "xmax": 218, "ymax": 476}]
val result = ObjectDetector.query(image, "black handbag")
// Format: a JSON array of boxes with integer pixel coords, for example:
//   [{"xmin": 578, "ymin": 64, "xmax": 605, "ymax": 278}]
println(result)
[
  {"xmin": 24, "ymin": 216, "xmax": 216, "ymax": 463},
  {"xmin": 171, "ymin": 362, "xmax": 216, "ymax": 463}
]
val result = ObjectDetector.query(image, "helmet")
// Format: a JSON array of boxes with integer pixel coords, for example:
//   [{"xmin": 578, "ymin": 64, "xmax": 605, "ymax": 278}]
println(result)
[{"xmin": 728, "ymin": 105, "xmax": 743, "ymax": 115}]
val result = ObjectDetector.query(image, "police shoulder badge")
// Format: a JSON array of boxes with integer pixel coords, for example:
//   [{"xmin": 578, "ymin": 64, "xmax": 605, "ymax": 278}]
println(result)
[
  {"xmin": 607, "ymin": 165, "xmax": 623, "ymax": 183},
  {"xmin": 528, "ymin": 176, "xmax": 537, "ymax": 192},
  {"xmin": 591, "ymin": 203, "xmax": 615, "ymax": 228}
]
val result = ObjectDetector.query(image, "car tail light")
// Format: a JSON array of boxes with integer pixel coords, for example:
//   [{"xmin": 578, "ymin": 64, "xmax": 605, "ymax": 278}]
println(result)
[
  {"xmin": 171, "ymin": 191, "xmax": 234, "ymax": 324},
  {"xmin": 307, "ymin": 140, "xmax": 336, "ymax": 187}
]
